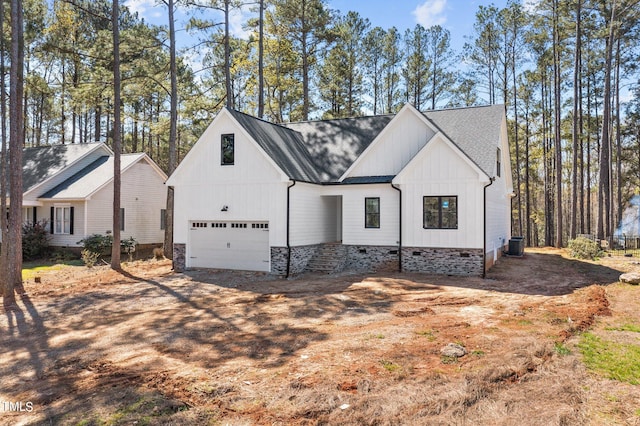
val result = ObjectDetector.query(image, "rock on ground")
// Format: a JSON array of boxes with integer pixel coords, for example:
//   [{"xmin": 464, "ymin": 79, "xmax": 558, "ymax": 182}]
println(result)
[{"xmin": 619, "ymin": 272, "xmax": 640, "ymax": 285}]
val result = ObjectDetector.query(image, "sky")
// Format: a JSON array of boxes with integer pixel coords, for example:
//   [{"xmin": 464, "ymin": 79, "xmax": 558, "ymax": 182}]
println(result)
[{"xmin": 125, "ymin": 0, "xmax": 512, "ymax": 54}]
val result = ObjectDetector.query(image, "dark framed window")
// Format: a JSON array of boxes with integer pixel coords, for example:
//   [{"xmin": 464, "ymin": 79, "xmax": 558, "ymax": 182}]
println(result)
[
  {"xmin": 221, "ymin": 134, "xmax": 234, "ymax": 165},
  {"xmin": 496, "ymin": 147, "xmax": 501, "ymax": 177},
  {"xmin": 365, "ymin": 197, "xmax": 380, "ymax": 228},
  {"xmin": 423, "ymin": 196, "xmax": 458, "ymax": 229},
  {"xmin": 160, "ymin": 209, "xmax": 166, "ymax": 230}
]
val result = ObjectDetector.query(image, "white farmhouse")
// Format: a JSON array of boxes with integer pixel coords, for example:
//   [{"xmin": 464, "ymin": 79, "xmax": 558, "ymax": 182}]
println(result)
[
  {"xmin": 166, "ymin": 103, "xmax": 513, "ymax": 276},
  {"xmin": 4, "ymin": 142, "xmax": 168, "ymax": 251}
]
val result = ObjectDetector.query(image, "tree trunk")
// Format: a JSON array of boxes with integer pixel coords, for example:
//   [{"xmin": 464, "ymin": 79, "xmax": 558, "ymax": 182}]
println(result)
[
  {"xmin": 571, "ymin": 0, "xmax": 582, "ymax": 240},
  {"xmin": 614, "ymin": 36, "xmax": 622, "ymax": 231},
  {"xmin": 224, "ymin": 0, "xmax": 232, "ymax": 109},
  {"xmin": 597, "ymin": 1, "xmax": 616, "ymax": 243},
  {"xmin": 0, "ymin": 0, "xmax": 8, "ymax": 297},
  {"xmin": 553, "ymin": 0, "xmax": 563, "ymax": 248},
  {"xmin": 4, "ymin": 0, "xmax": 25, "ymax": 309},
  {"xmin": 111, "ymin": 0, "xmax": 122, "ymax": 269},
  {"xmin": 164, "ymin": 0, "xmax": 178, "ymax": 262},
  {"xmin": 257, "ymin": 0, "xmax": 264, "ymax": 118}
]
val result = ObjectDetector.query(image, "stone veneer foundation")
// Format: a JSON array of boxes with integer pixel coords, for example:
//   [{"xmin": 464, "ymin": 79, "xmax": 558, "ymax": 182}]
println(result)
[
  {"xmin": 173, "ymin": 243, "xmax": 186, "ymax": 272},
  {"xmin": 401, "ymin": 247, "xmax": 483, "ymax": 275},
  {"xmin": 174, "ymin": 242, "xmax": 485, "ymax": 276},
  {"xmin": 270, "ymin": 244, "xmax": 322, "ymax": 276}
]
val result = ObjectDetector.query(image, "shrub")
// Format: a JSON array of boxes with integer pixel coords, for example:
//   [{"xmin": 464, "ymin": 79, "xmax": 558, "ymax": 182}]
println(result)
[
  {"xmin": 78, "ymin": 234, "xmax": 137, "ymax": 257},
  {"xmin": 78, "ymin": 234, "xmax": 113, "ymax": 255},
  {"xmin": 22, "ymin": 220, "xmax": 51, "ymax": 260},
  {"xmin": 568, "ymin": 236, "xmax": 603, "ymax": 260},
  {"xmin": 81, "ymin": 249, "xmax": 100, "ymax": 268}
]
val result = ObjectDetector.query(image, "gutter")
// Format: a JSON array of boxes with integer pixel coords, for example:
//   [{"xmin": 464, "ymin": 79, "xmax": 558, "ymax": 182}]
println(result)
[
  {"xmin": 391, "ymin": 183, "xmax": 402, "ymax": 272},
  {"xmin": 483, "ymin": 177, "xmax": 496, "ymax": 278},
  {"xmin": 286, "ymin": 180, "xmax": 296, "ymax": 278}
]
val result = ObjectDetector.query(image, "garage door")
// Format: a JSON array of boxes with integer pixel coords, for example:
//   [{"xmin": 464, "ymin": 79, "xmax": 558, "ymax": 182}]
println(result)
[{"xmin": 189, "ymin": 221, "xmax": 270, "ymax": 271}]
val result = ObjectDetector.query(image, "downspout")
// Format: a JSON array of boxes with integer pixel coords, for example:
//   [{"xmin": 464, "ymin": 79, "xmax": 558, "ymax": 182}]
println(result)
[
  {"xmin": 483, "ymin": 177, "xmax": 496, "ymax": 278},
  {"xmin": 392, "ymin": 183, "xmax": 402, "ymax": 272},
  {"xmin": 286, "ymin": 180, "xmax": 296, "ymax": 278}
]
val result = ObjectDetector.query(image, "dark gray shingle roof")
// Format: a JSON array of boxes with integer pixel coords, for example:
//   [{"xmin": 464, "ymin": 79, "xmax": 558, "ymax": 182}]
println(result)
[
  {"xmin": 22, "ymin": 143, "xmax": 104, "ymax": 193},
  {"xmin": 227, "ymin": 104, "xmax": 504, "ymax": 184},
  {"xmin": 227, "ymin": 108, "xmax": 321, "ymax": 183},
  {"xmin": 340, "ymin": 175, "xmax": 395, "ymax": 184},
  {"xmin": 284, "ymin": 115, "xmax": 393, "ymax": 181},
  {"xmin": 40, "ymin": 154, "xmax": 145, "ymax": 199},
  {"xmin": 423, "ymin": 104, "xmax": 505, "ymax": 177}
]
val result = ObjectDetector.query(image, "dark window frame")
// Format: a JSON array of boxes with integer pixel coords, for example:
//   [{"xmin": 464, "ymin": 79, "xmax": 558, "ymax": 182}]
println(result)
[
  {"xmin": 496, "ymin": 147, "xmax": 501, "ymax": 177},
  {"xmin": 221, "ymin": 133, "xmax": 235, "ymax": 165},
  {"xmin": 423, "ymin": 196, "xmax": 458, "ymax": 229},
  {"xmin": 365, "ymin": 197, "xmax": 380, "ymax": 229}
]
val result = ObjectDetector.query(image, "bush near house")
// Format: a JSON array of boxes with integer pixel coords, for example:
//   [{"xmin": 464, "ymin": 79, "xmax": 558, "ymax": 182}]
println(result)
[
  {"xmin": 78, "ymin": 234, "xmax": 137, "ymax": 259},
  {"xmin": 22, "ymin": 220, "xmax": 51, "ymax": 260},
  {"xmin": 568, "ymin": 236, "xmax": 603, "ymax": 260}
]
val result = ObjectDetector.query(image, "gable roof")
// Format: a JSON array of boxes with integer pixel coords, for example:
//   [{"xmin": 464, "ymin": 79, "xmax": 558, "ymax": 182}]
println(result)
[
  {"xmin": 177, "ymin": 104, "xmax": 506, "ymax": 186},
  {"xmin": 423, "ymin": 104, "xmax": 504, "ymax": 177},
  {"xmin": 284, "ymin": 115, "xmax": 393, "ymax": 181},
  {"xmin": 39, "ymin": 153, "xmax": 163, "ymax": 200},
  {"xmin": 21, "ymin": 142, "xmax": 109, "ymax": 194},
  {"xmin": 226, "ymin": 108, "xmax": 321, "ymax": 183}
]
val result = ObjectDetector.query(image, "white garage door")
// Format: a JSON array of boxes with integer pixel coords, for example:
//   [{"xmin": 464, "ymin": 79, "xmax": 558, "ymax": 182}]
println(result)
[{"xmin": 189, "ymin": 221, "xmax": 270, "ymax": 271}]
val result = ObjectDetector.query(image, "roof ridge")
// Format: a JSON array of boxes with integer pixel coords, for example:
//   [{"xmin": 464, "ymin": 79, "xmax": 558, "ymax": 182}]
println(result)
[
  {"xmin": 226, "ymin": 107, "xmax": 301, "ymax": 134},
  {"xmin": 23, "ymin": 142, "xmax": 104, "ymax": 151},
  {"xmin": 287, "ymin": 113, "xmax": 395, "ymax": 126},
  {"xmin": 422, "ymin": 103, "xmax": 505, "ymax": 114}
]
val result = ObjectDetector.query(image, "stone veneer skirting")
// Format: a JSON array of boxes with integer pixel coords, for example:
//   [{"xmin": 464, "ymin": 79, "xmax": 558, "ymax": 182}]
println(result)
[
  {"xmin": 173, "ymin": 243, "xmax": 186, "ymax": 272},
  {"xmin": 401, "ymin": 247, "xmax": 483, "ymax": 275},
  {"xmin": 271, "ymin": 244, "xmax": 323, "ymax": 276},
  {"xmin": 174, "ymin": 242, "xmax": 485, "ymax": 276},
  {"xmin": 344, "ymin": 245, "xmax": 400, "ymax": 272}
]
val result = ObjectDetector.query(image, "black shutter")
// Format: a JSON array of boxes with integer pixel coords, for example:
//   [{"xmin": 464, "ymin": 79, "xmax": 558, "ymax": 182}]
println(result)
[
  {"xmin": 69, "ymin": 207, "xmax": 74, "ymax": 235},
  {"xmin": 32, "ymin": 207, "xmax": 37, "ymax": 224},
  {"xmin": 50, "ymin": 206, "xmax": 54, "ymax": 234}
]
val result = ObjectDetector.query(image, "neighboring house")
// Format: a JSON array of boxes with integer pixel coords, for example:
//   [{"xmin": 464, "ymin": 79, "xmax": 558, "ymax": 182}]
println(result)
[
  {"xmin": 3, "ymin": 142, "xmax": 168, "ymax": 250},
  {"xmin": 166, "ymin": 103, "xmax": 514, "ymax": 276}
]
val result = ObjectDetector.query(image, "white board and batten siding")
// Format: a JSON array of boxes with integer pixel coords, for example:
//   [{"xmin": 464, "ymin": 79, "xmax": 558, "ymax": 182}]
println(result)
[
  {"xmin": 86, "ymin": 160, "xmax": 167, "ymax": 245},
  {"xmin": 395, "ymin": 135, "xmax": 486, "ymax": 249},
  {"xmin": 343, "ymin": 105, "xmax": 436, "ymax": 179},
  {"xmin": 334, "ymin": 185, "xmax": 399, "ymax": 246},
  {"xmin": 167, "ymin": 111, "xmax": 289, "ymax": 269},
  {"xmin": 289, "ymin": 182, "xmax": 339, "ymax": 246}
]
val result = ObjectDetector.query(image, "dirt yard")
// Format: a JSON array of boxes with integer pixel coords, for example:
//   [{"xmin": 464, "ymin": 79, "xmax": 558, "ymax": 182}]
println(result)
[{"xmin": 1, "ymin": 248, "xmax": 639, "ymax": 425}]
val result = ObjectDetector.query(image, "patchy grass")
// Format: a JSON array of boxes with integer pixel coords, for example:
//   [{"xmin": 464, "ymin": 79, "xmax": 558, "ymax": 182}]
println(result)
[
  {"xmin": 415, "ymin": 329, "xmax": 438, "ymax": 341},
  {"xmin": 380, "ymin": 359, "xmax": 402, "ymax": 372},
  {"xmin": 604, "ymin": 323, "xmax": 640, "ymax": 333},
  {"xmin": 578, "ymin": 332, "xmax": 640, "ymax": 385},
  {"xmin": 554, "ymin": 342, "xmax": 571, "ymax": 356},
  {"xmin": 21, "ymin": 260, "xmax": 83, "ymax": 280}
]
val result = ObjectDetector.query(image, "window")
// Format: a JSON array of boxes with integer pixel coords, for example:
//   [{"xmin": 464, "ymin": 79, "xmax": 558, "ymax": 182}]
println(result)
[
  {"xmin": 160, "ymin": 209, "xmax": 166, "ymax": 230},
  {"xmin": 496, "ymin": 148, "xmax": 501, "ymax": 177},
  {"xmin": 54, "ymin": 206, "xmax": 72, "ymax": 234},
  {"xmin": 365, "ymin": 197, "xmax": 380, "ymax": 228},
  {"xmin": 120, "ymin": 208, "xmax": 125, "ymax": 231},
  {"xmin": 423, "ymin": 196, "xmax": 458, "ymax": 229},
  {"xmin": 221, "ymin": 134, "xmax": 234, "ymax": 165}
]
